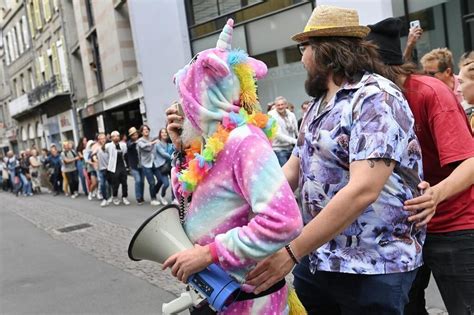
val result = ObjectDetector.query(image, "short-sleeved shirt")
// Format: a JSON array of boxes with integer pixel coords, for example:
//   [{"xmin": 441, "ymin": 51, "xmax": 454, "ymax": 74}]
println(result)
[
  {"xmin": 404, "ymin": 75, "xmax": 474, "ymax": 233},
  {"xmin": 293, "ymin": 72, "xmax": 424, "ymax": 275}
]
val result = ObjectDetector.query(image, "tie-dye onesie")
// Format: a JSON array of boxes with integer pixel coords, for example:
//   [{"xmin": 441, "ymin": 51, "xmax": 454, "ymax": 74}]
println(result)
[{"xmin": 172, "ymin": 19, "xmax": 303, "ymax": 314}]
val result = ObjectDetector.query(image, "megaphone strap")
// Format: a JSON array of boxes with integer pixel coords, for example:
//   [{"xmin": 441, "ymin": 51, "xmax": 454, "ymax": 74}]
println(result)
[{"xmin": 234, "ymin": 279, "xmax": 286, "ymax": 302}]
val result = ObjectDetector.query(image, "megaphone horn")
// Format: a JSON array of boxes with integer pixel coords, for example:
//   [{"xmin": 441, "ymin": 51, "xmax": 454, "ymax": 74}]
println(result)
[{"xmin": 128, "ymin": 204, "xmax": 193, "ymax": 263}]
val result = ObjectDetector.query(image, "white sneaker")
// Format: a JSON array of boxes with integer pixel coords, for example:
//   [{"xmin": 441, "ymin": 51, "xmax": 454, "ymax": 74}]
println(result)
[
  {"xmin": 92, "ymin": 190, "xmax": 97, "ymax": 198},
  {"xmin": 97, "ymin": 193, "xmax": 103, "ymax": 200},
  {"xmin": 100, "ymin": 199, "xmax": 108, "ymax": 207},
  {"xmin": 71, "ymin": 192, "xmax": 79, "ymax": 199},
  {"xmin": 150, "ymin": 199, "xmax": 161, "ymax": 206},
  {"xmin": 159, "ymin": 195, "xmax": 168, "ymax": 205},
  {"xmin": 122, "ymin": 197, "xmax": 130, "ymax": 206},
  {"xmin": 107, "ymin": 197, "xmax": 113, "ymax": 205},
  {"xmin": 88, "ymin": 192, "xmax": 93, "ymax": 201},
  {"xmin": 113, "ymin": 198, "xmax": 121, "ymax": 206}
]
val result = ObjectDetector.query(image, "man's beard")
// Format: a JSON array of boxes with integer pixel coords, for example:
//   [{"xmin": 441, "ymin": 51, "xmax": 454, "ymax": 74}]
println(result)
[
  {"xmin": 305, "ymin": 67, "xmax": 329, "ymax": 99},
  {"xmin": 181, "ymin": 118, "xmax": 202, "ymax": 147}
]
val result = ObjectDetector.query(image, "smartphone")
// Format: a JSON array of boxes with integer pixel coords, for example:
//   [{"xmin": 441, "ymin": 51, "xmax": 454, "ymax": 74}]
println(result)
[
  {"xmin": 173, "ymin": 101, "xmax": 184, "ymax": 117},
  {"xmin": 410, "ymin": 20, "xmax": 420, "ymax": 29}
]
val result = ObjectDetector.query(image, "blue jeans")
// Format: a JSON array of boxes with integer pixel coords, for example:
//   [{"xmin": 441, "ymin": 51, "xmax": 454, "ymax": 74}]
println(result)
[
  {"xmin": 130, "ymin": 168, "xmax": 144, "ymax": 201},
  {"xmin": 77, "ymin": 160, "xmax": 88, "ymax": 194},
  {"xmin": 274, "ymin": 149, "xmax": 292, "ymax": 166},
  {"xmin": 155, "ymin": 167, "xmax": 169, "ymax": 198},
  {"xmin": 19, "ymin": 173, "xmax": 32, "ymax": 195},
  {"xmin": 293, "ymin": 256, "xmax": 417, "ymax": 315},
  {"xmin": 98, "ymin": 169, "xmax": 110, "ymax": 200},
  {"xmin": 142, "ymin": 166, "xmax": 161, "ymax": 200}
]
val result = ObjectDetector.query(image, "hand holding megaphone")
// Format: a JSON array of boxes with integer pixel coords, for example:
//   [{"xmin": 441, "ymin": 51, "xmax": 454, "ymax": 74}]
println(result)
[
  {"xmin": 128, "ymin": 205, "xmax": 240, "ymax": 313},
  {"xmin": 162, "ymin": 244, "xmax": 213, "ymax": 283}
]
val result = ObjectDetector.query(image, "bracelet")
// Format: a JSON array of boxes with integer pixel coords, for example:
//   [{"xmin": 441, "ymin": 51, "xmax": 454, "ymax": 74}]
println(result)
[{"xmin": 284, "ymin": 244, "xmax": 299, "ymax": 265}]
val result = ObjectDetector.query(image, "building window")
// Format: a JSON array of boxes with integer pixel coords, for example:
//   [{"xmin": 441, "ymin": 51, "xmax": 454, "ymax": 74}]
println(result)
[
  {"xmin": 283, "ymin": 46, "xmax": 300, "ymax": 64},
  {"xmin": 12, "ymin": 78, "xmax": 17, "ymax": 97},
  {"xmin": 28, "ymin": 68, "xmax": 35, "ymax": 89},
  {"xmin": 252, "ymin": 51, "xmax": 278, "ymax": 68},
  {"xmin": 33, "ymin": 0, "xmax": 43, "ymax": 31}
]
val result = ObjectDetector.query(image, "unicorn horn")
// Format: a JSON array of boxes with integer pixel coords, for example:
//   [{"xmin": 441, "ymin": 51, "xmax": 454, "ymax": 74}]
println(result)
[{"xmin": 216, "ymin": 19, "xmax": 234, "ymax": 51}]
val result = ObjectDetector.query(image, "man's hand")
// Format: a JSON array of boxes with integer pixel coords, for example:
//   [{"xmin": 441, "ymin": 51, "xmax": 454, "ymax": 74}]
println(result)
[
  {"xmin": 407, "ymin": 26, "xmax": 423, "ymax": 47},
  {"xmin": 405, "ymin": 181, "xmax": 438, "ymax": 227},
  {"xmin": 162, "ymin": 244, "xmax": 213, "ymax": 283},
  {"xmin": 166, "ymin": 105, "xmax": 184, "ymax": 151},
  {"xmin": 245, "ymin": 248, "xmax": 294, "ymax": 294}
]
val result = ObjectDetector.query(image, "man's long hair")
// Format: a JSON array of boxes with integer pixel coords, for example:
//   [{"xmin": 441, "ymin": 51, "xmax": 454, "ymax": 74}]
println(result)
[{"xmin": 305, "ymin": 37, "xmax": 387, "ymax": 97}]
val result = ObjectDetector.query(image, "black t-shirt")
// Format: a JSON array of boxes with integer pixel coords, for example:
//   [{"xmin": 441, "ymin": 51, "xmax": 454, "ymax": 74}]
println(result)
[
  {"xmin": 115, "ymin": 143, "xmax": 126, "ymax": 171},
  {"xmin": 127, "ymin": 140, "xmax": 140, "ymax": 169}
]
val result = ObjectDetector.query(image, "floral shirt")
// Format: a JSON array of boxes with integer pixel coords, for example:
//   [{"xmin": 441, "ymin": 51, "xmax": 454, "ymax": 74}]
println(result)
[{"xmin": 293, "ymin": 72, "xmax": 425, "ymax": 274}]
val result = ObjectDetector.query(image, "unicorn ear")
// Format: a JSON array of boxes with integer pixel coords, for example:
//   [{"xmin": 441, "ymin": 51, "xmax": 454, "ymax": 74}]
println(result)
[
  {"xmin": 203, "ymin": 53, "xmax": 230, "ymax": 78},
  {"xmin": 247, "ymin": 57, "xmax": 268, "ymax": 79}
]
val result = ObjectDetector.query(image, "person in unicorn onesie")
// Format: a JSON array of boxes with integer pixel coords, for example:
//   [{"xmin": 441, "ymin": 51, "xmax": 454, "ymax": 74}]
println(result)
[{"xmin": 162, "ymin": 19, "xmax": 304, "ymax": 314}]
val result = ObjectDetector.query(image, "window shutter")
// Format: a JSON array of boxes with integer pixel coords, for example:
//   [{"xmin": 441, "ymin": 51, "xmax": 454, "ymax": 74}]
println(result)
[
  {"xmin": 4, "ymin": 35, "xmax": 10, "ymax": 65},
  {"xmin": 27, "ymin": 2, "xmax": 36, "ymax": 38},
  {"xmin": 22, "ymin": 16, "xmax": 30, "ymax": 49},
  {"xmin": 16, "ymin": 23, "xmax": 24, "ymax": 54},
  {"xmin": 33, "ymin": 0, "xmax": 43, "ymax": 30},
  {"xmin": 44, "ymin": 51, "xmax": 51, "ymax": 81},
  {"xmin": 51, "ymin": 41, "xmax": 62, "ymax": 91},
  {"xmin": 43, "ymin": 0, "xmax": 52, "ymax": 22}
]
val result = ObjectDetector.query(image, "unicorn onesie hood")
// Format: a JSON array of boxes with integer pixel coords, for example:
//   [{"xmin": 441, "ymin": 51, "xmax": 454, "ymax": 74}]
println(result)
[{"xmin": 172, "ymin": 19, "xmax": 304, "ymax": 315}]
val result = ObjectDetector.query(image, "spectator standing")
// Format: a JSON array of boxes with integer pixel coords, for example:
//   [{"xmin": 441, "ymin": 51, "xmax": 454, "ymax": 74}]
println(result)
[
  {"xmin": 19, "ymin": 151, "xmax": 33, "ymax": 196},
  {"xmin": 127, "ymin": 127, "xmax": 144, "ymax": 205},
  {"xmin": 96, "ymin": 133, "xmax": 111, "ymax": 207},
  {"xmin": 76, "ymin": 137, "xmax": 89, "ymax": 195},
  {"xmin": 420, "ymin": 48, "xmax": 463, "ymax": 103},
  {"xmin": 153, "ymin": 128, "xmax": 172, "ymax": 205},
  {"xmin": 268, "ymin": 96, "xmax": 298, "ymax": 166},
  {"xmin": 84, "ymin": 140, "xmax": 98, "ymax": 200},
  {"xmin": 61, "ymin": 141, "xmax": 79, "ymax": 199},
  {"xmin": 6, "ymin": 151, "xmax": 19, "ymax": 194},
  {"xmin": 105, "ymin": 131, "xmax": 129, "ymax": 206},
  {"xmin": 29, "ymin": 149, "xmax": 42, "ymax": 193},
  {"xmin": 297, "ymin": 100, "xmax": 310, "ymax": 130},
  {"xmin": 137, "ymin": 125, "xmax": 160, "ymax": 206},
  {"xmin": 45, "ymin": 146, "xmax": 63, "ymax": 196}
]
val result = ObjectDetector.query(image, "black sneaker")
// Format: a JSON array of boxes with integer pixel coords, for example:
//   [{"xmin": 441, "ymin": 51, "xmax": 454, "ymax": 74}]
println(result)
[{"xmin": 137, "ymin": 199, "xmax": 144, "ymax": 205}]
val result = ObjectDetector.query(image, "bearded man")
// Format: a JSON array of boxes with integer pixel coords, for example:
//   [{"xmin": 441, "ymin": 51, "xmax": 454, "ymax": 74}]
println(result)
[{"xmin": 163, "ymin": 19, "xmax": 303, "ymax": 314}]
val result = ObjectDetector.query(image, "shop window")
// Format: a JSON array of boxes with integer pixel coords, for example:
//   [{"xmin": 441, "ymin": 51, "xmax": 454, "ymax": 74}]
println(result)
[
  {"xmin": 283, "ymin": 46, "xmax": 300, "ymax": 64},
  {"xmin": 252, "ymin": 51, "xmax": 278, "ymax": 68}
]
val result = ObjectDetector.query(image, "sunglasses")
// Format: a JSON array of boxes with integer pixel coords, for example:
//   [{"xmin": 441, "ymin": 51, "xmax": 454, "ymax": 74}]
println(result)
[
  {"xmin": 297, "ymin": 42, "xmax": 310, "ymax": 56},
  {"xmin": 424, "ymin": 66, "xmax": 447, "ymax": 77}
]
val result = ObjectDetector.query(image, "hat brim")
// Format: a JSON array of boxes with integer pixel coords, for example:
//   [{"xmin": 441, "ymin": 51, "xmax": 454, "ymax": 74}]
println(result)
[{"xmin": 292, "ymin": 26, "xmax": 370, "ymax": 42}]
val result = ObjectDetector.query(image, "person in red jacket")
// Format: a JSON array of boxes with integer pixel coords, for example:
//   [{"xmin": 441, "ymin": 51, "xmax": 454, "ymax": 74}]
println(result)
[{"xmin": 366, "ymin": 18, "xmax": 474, "ymax": 315}]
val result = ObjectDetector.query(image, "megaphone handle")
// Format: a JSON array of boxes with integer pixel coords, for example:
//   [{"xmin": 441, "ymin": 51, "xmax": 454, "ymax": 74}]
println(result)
[{"xmin": 162, "ymin": 291, "xmax": 205, "ymax": 315}]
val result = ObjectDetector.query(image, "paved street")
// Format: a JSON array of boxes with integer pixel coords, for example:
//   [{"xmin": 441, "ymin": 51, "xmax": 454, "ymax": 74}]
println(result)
[{"xmin": 0, "ymin": 177, "xmax": 447, "ymax": 314}]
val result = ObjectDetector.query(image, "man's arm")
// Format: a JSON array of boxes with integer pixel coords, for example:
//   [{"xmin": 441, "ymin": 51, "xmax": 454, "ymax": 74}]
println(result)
[
  {"xmin": 405, "ymin": 157, "xmax": 474, "ymax": 222},
  {"xmin": 403, "ymin": 26, "xmax": 423, "ymax": 62}
]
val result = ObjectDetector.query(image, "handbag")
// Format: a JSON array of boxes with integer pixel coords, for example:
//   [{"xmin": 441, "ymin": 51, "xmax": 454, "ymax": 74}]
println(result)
[{"xmin": 159, "ymin": 161, "xmax": 172, "ymax": 174}]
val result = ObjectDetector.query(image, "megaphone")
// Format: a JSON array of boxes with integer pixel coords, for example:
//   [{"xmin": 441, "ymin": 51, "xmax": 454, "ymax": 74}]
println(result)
[{"xmin": 128, "ymin": 205, "xmax": 240, "ymax": 314}]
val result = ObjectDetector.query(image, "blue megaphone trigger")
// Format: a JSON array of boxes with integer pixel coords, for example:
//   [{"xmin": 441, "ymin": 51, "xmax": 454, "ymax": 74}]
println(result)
[{"xmin": 188, "ymin": 263, "xmax": 241, "ymax": 312}]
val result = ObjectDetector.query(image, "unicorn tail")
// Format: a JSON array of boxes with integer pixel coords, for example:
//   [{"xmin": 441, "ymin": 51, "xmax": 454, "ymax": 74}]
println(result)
[{"xmin": 288, "ymin": 288, "xmax": 307, "ymax": 315}]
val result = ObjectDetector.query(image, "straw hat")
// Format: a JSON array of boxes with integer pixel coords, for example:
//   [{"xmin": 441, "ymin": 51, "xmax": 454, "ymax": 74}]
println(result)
[
  {"xmin": 128, "ymin": 127, "xmax": 138, "ymax": 137},
  {"xmin": 292, "ymin": 5, "xmax": 370, "ymax": 42}
]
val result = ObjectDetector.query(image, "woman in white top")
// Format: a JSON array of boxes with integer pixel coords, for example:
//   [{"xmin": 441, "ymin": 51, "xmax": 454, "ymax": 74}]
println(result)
[{"xmin": 29, "ymin": 149, "xmax": 42, "ymax": 193}]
